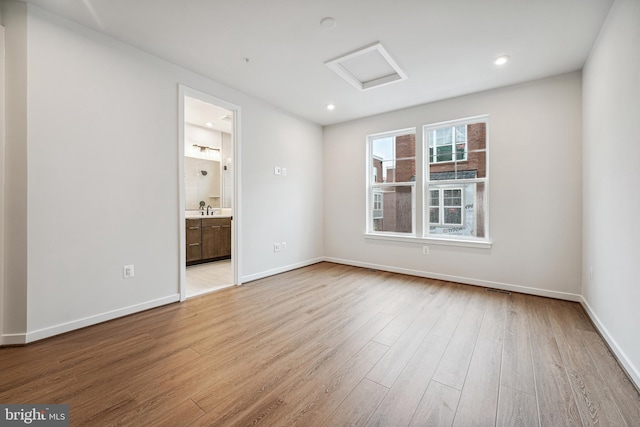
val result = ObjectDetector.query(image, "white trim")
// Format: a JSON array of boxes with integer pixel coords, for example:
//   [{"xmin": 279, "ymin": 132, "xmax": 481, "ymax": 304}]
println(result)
[
  {"xmin": 241, "ymin": 258, "xmax": 325, "ymax": 284},
  {"xmin": 580, "ymin": 297, "xmax": 640, "ymax": 390},
  {"xmin": 1, "ymin": 333, "xmax": 27, "ymax": 346},
  {"xmin": 0, "ymin": 25, "xmax": 5, "ymax": 346},
  {"xmin": 178, "ymin": 85, "xmax": 242, "ymax": 303},
  {"xmin": 322, "ymin": 257, "xmax": 580, "ymax": 300},
  {"xmin": 423, "ymin": 114, "xmax": 490, "ymax": 130},
  {"xmin": 1, "ymin": 294, "xmax": 180, "ymax": 345},
  {"xmin": 364, "ymin": 232, "xmax": 492, "ymax": 249}
]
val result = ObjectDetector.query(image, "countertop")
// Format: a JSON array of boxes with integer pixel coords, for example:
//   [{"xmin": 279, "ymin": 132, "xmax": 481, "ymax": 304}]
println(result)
[{"xmin": 185, "ymin": 210, "xmax": 232, "ymax": 219}]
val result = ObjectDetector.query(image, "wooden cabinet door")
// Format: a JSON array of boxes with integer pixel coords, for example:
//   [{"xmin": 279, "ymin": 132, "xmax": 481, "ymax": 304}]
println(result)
[
  {"xmin": 220, "ymin": 222, "xmax": 231, "ymax": 257},
  {"xmin": 201, "ymin": 219, "xmax": 221, "ymax": 259}
]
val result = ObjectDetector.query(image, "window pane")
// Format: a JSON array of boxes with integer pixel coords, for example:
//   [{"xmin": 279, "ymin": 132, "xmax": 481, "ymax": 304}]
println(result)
[
  {"xmin": 428, "ymin": 183, "xmax": 485, "ymax": 237},
  {"xmin": 444, "ymin": 208, "xmax": 462, "ymax": 225},
  {"xmin": 455, "ymin": 125, "xmax": 466, "ymax": 143},
  {"xmin": 429, "ymin": 208, "xmax": 439, "ymax": 224},
  {"xmin": 373, "ymin": 191, "xmax": 383, "ymax": 218},
  {"xmin": 372, "ymin": 185, "xmax": 413, "ymax": 234},
  {"xmin": 455, "ymin": 143, "xmax": 466, "ymax": 161},
  {"xmin": 443, "ymin": 189, "xmax": 462, "ymax": 206},
  {"xmin": 378, "ymin": 160, "xmax": 396, "ymax": 183},
  {"xmin": 436, "ymin": 146, "xmax": 452, "ymax": 162},
  {"xmin": 396, "ymin": 158, "xmax": 416, "ymax": 182},
  {"xmin": 435, "ymin": 128, "xmax": 452, "ymax": 146},
  {"xmin": 429, "ymin": 190, "xmax": 439, "ymax": 206},
  {"xmin": 372, "ymin": 137, "xmax": 394, "ymax": 161}
]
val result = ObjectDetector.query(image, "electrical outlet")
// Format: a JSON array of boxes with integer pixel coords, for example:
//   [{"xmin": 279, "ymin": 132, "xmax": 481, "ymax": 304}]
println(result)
[
  {"xmin": 123, "ymin": 264, "xmax": 135, "ymax": 279},
  {"xmin": 281, "ymin": 167, "xmax": 287, "ymax": 176},
  {"xmin": 274, "ymin": 243, "xmax": 281, "ymax": 252},
  {"xmin": 274, "ymin": 166, "xmax": 281, "ymax": 175},
  {"xmin": 282, "ymin": 242, "xmax": 287, "ymax": 250},
  {"xmin": 422, "ymin": 246, "xmax": 430, "ymax": 255}
]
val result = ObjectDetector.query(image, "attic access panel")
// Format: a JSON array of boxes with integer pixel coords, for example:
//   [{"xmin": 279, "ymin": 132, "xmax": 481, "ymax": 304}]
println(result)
[{"xmin": 325, "ymin": 42, "xmax": 408, "ymax": 91}]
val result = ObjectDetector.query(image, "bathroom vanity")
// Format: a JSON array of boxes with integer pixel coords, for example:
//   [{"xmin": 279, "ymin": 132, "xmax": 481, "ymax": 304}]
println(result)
[{"xmin": 186, "ymin": 216, "xmax": 232, "ymax": 265}]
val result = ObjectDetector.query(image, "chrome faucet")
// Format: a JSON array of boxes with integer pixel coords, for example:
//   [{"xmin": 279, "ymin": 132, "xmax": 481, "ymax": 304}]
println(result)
[{"xmin": 206, "ymin": 205, "xmax": 212, "ymax": 215}]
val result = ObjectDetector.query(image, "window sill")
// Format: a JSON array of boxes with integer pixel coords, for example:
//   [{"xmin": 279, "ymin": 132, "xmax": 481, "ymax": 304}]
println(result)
[{"xmin": 364, "ymin": 232, "xmax": 492, "ymax": 249}]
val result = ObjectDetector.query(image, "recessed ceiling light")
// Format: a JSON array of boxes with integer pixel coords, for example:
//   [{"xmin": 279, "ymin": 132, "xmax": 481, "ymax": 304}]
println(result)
[
  {"xmin": 493, "ymin": 55, "xmax": 510, "ymax": 66},
  {"xmin": 320, "ymin": 17, "xmax": 337, "ymax": 29},
  {"xmin": 326, "ymin": 104, "xmax": 336, "ymax": 111},
  {"xmin": 206, "ymin": 122, "xmax": 214, "ymax": 127}
]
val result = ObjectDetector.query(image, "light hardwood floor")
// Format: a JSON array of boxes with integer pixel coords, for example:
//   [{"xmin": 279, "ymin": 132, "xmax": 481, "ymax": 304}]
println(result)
[
  {"xmin": 186, "ymin": 260, "xmax": 234, "ymax": 298},
  {"xmin": 1, "ymin": 262, "xmax": 639, "ymax": 426}
]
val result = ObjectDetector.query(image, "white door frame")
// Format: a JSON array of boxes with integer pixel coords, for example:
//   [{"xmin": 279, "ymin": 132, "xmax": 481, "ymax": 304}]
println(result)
[
  {"xmin": 178, "ymin": 85, "xmax": 242, "ymax": 301},
  {"xmin": 0, "ymin": 25, "xmax": 6, "ymax": 342}
]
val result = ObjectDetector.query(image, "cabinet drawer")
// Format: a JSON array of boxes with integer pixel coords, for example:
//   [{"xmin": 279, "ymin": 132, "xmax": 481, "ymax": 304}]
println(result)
[
  {"xmin": 186, "ymin": 219, "xmax": 201, "ymax": 244},
  {"xmin": 202, "ymin": 218, "xmax": 231, "ymax": 227},
  {"xmin": 186, "ymin": 219, "xmax": 201, "ymax": 228},
  {"xmin": 186, "ymin": 242, "xmax": 201, "ymax": 262}
]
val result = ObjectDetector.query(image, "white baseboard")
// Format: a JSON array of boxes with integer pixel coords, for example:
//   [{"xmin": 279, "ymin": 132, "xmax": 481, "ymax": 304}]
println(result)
[
  {"xmin": 1, "ymin": 294, "xmax": 180, "ymax": 345},
  {"xmin": 241, "ymin": 257, "xmax": 324, "ymax": 284},
  {"xmin": 580, "ymin": 296, "xmax": 640, "ymax": 390},
  {"xmin": 0, "ymin": 333, "xmax": 28, "ymax": 346},
  {"xmin": 323, "ymin": 257, "xmax": 582, "ymax": 302}
]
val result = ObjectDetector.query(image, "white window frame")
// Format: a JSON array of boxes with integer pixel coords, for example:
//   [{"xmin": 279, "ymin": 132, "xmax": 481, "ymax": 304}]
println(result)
[
  {"xmin": 423, "ymin": 115, "xmax": 489, "ymax": 244},
  {"xmin": 366, "ymin": 128, "xmax": 416, "ymax": 236}
]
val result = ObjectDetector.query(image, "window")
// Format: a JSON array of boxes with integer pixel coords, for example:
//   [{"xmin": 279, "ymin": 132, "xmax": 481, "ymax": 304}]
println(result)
[
  {"xmin": 429, "ymin": 125, "xmax": 467, "ymax": 163},
  {"xmin": 366, "ymin": 116, "xmax": 489, "ymax": 246},
  {"xmin": 430, "ymin": 188, "xmax": 463, "ymax": 226},
  {"xmin": 367, "ymin": 129, "xmax": 416, "ymax": 234},
  {"xmin": 425, "ymin": 116, "xmax": 488, "ymax": 240},
  {"xmin": 373, "ymin": 191, "xmax": 383, "ymax": 219}
]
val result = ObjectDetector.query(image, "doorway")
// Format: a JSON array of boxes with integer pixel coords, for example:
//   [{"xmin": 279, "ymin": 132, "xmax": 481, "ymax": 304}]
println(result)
[{"xmin": 178, "ymin": 86, "xmax": 241, "ymax": 300}]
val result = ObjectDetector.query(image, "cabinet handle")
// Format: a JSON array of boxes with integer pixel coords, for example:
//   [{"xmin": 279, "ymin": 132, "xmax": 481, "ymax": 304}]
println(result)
[
  {"xmin": 188, "ymin": 243, "xmax": 200, "ymax": 246},
  {"xmin": 188, "ymin": 226, "xmax": 200, "ymax": 230}
]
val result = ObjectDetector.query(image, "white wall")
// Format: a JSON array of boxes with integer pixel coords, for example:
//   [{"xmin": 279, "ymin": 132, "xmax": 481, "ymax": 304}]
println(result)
[
  {"xmin": 2, "ymin": 3, "xmax": 323, "ymax": 342},
  {"xmin": 241, "ymin": 104, "xmax": 324, "ymax": 281},
  {"xmin": 582, "ymin": 0, "xmax": 640, "ymax": 386},
  {"xmin": 1, "ymin": 0, "xmax": 28, "ymax": 342},
  {"xmin": 324, "ymin": 72, "xmax": 583, "ymax": 299}
]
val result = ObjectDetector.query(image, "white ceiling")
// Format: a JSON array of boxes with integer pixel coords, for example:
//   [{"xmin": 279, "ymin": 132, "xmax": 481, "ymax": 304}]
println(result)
[{"xmin": 21, "ymin": 0, "xmax": 613, "ymax": 126}]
